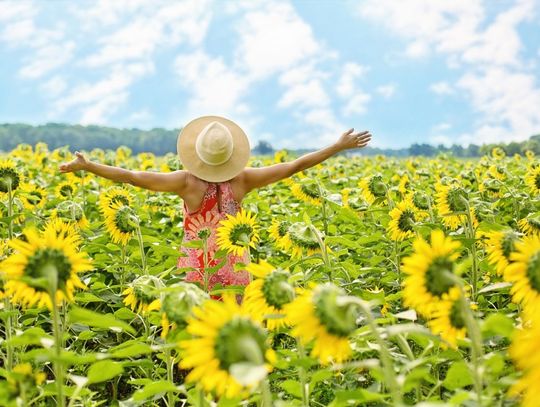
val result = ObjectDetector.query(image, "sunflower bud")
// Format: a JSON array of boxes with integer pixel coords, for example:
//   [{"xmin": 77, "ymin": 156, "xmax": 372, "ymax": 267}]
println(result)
[
  {"xmin": 161, "ymin": 282, "xmax": 208, "ymax": 328},
  {"xmin": 313, "ymin": 284, "xmax": 359, "ymax": 337},
  {"xmin": 261, "ymin": 270, "xmax": 295, "ymax": 309}
]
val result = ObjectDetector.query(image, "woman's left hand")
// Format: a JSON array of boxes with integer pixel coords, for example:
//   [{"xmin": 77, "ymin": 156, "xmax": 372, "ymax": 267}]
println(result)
[{"xmin": 336, "ymin": 128, "xmax": 372, "ymax": 151}]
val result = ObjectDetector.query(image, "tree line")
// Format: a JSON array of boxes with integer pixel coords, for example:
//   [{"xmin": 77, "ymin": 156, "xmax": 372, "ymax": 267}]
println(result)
[{"xmin": 0, "ymin": 123, "xmax": 539, "ymax": 157}]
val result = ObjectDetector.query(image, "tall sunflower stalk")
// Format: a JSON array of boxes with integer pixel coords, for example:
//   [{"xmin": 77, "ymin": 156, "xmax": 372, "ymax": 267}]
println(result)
[
  {"xmin": 309, "ymin": 225, "xmax": 331, "ymax": 282},
  {"xmin": 460, "ymin": 196, "xmax": 479, "ymax": 301}
]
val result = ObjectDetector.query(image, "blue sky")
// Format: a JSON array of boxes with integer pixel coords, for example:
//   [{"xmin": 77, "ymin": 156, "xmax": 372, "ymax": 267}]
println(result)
[{"xmin": 0, "ymin": 0, "xmax": 539, "ymax": 149}]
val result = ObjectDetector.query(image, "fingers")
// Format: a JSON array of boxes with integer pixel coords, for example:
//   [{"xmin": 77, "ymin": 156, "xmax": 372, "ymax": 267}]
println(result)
[{"xmin": 75, "ymin": 151, "xmax": 83, "ymax": 158}]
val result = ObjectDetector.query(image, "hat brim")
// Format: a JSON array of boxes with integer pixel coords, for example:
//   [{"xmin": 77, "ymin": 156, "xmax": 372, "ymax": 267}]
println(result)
[{"xmin": 177, "ymin": 116, "xmax": 251, "ymax": 183}]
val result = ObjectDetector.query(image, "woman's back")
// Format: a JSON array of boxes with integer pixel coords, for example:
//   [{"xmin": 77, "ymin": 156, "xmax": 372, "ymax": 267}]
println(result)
[{"xmin": 177, "ymin": 178, "xmax": 250, "ymax": 298}]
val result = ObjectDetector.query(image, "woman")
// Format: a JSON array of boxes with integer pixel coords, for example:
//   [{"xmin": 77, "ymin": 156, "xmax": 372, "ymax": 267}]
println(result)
[{"xmin": 59, "ymin": 116, "xmax": 371, "ymax": 299}]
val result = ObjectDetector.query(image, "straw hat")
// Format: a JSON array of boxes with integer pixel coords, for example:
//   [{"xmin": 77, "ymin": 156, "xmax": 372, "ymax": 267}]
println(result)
[{"xmin": 177, "ymin": 115, "xmax": 251, "ymax": 182}]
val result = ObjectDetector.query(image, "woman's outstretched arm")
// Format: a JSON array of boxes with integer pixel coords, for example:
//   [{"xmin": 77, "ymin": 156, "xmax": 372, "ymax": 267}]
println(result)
[
  {"xmin": 59, "ymin": 151, "xmax": 188, "ymax": 194},
  {"xmin": 240, "ymin": 128, "xmax": 371, "ymax": 191}
]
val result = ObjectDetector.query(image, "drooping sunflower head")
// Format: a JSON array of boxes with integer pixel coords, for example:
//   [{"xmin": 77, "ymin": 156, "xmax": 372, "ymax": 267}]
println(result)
[
  {"xmin": 478, "ymin": 178, "xmax": 502, "ymax": 198},
  {"xmin": 268, "ymin": 219, "xmax": 292, "ymax": 252},
  {"xmin": 435, "ymin": 182, "xmax": 476, "ymax": 230},
  {"xmin": 388, "ymin": 199, "xmax": 418, "ymax": 241},
  {"xmin": 52, "ymin": 200, "xmax": 89, "ymax": 229},
  {"xmin": 402, "ymin": 230, "xmax": 461, "ymax": 317},
  {"xmin": 178, "ymin": 293, "xmax": 275, "ymax": 399},
  {"xmin": 1, "ymin": 221, "xmax": 92, "ymax": 309},
  {"xmin": 161, "ymin": 282, "xmax": 209, "ymax": 336},
  {"xmin": 525, "ymin": 166, "xmax": 540, "ymax": 195},
  {"xmin": 123, "ymin": 275, "xmax": 163, "ymax": 315},
  {"xmin": 487, "ymin": 164, "xmax": 505, "ymax": 180},
  {"xmin": 410, "ymin": 191, "xmax": 430, "ymax": 211},
  {"xmin": 525, "ymin": 150, "xmax": 535, "ymax": 160},
  {"xmin": 518, "ymin": 215, "xmax": 540, "ymax": 236},
  {"xmin": 491, "ymin": 147, "xmax": 506, "ymax": 160},
  {"xmin": 359, "ymin": 174, "xmax": 386, "ymax": 204},
  {"xmin": 244, "ymin": 261, "xmax": 295, "ymax": 330},
  {"xmin": 99, "ymin": 187, "xmax": 133, "ymax": 212},
  {"xmin": 428, "ymin": 287, "xmax": 468, "ymax": 349},
  {"xmin": 103, "ymin": 202, "xmax": 138, "ymax": 246},
  {"xmin": 485, "ymin": 229, "xmax": 520, "ymax": 275},
  {"xmin": 291, "ymin": 179, "xmax": 323, "ymax": 206},
  {"xmin": 285, "ymin": 283, "xmax": 358, "ymax": 364},
  {"xmin": 287, "ymin": 222, "xmax": 321, "ymax": 259},
  {"xmin": 0, "ymin": 159, "xmax": 21, "ymax": 193},
  {"xmin": 216, "ymin": 209, "xmax": 259, "ymax": 256},
  {"xmin": 505, "ymin": 235, "xmax": 540, "ymax": 317}
]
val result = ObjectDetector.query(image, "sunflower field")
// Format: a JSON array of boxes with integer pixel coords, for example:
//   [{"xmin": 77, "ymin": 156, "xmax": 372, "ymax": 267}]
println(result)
[{"xmin": 0, "ymin": 143, "xmax": 539, "ymax": 407}]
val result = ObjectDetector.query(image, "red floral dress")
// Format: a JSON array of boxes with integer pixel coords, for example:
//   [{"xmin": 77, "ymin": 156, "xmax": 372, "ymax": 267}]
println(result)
[{"xmin": 177, "ymin": 181, "xmax": 250, "ymax": 300}]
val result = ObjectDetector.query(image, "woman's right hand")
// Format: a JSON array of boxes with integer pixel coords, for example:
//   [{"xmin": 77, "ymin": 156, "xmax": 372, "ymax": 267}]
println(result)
[{"xmin": 59, "ymin": 151, "xmax": 89, "ymax": 173}]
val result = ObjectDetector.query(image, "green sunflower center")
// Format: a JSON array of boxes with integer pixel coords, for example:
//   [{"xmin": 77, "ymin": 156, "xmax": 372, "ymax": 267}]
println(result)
[
  {"xmin": 261, "ymin": 270, "xmax": 294, "ymax": 309},
  {"xmin": 449, "ymin": 299, "xmax": 466, "ymax": 329},
  {"xmin": 413, "ymin": 192, "xmax": 430, "ymax": 210},
  {"xmin": 229, "ymin": 224, "xmax": 254, "ymax": 246},
  {"xmin": 447, "ymin": 187, "xmax": 467, "ymax": 213},
  {"xmin": 368, "ymin": 175, "xmax": 386, "ymax": 197},
  {"xmin": 288, "ymin": 223, "xmax": 319, "ymax": 250},
  {"xmin": 110, "ymin": 195, "xmax": 130, "ymax": 206},
  {"xmin": 0, "ymin": 167, "xmax": 20, "ymax": 193},
  {"xmin": 27, "ymin": 190, "xmax": 43, "ymax": 205},
  {"xmin": 25, "ymin": 248, "xmax": 72, "ymax": 291},
  {"xmin": 398, "ymin": 210, "xmax": 416, "ymax": 232},
  {"xmin": 535, "ymin": 173, "xmax": 540, "ymax": 190},
  {"xmin": 313, "ymin": 285, "xmax": 358, "ymax": 337},
  {"xmin": 162, "ymin": 284, "xmax": 206, "ymax": 326},
  {"xmin": 300, "ymin": 183, "xmax": 320, "ymax": 199},
  {"xmin": 425, "ymin": 257, "xmax": 456, "ymax": 297},
  {"xmin": 215, "ymin": 318, "xmax": 267, "ymax": 370},
  {"xmin": 114, "ymin": 207, "xmax": 137, "ymax": 233},
  {"xmin": 501, "ymin": 231, "xmax": 519, "ymax": 260},
  {"xmin": 277, "ymin": 221, "xmax": 291, "ymax": 237},
  {"xmin": 526, "ymin": 252, "xmax": 540, "ymax": 292},
  {"xmin": 59, "ymin": 184, "xmax": 74, "ymax": 197}
]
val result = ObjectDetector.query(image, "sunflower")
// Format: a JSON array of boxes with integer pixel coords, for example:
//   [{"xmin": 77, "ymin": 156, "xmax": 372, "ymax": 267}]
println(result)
[
  {"xmin": 287, "ymin": 221, "xmax": 323, "ymax": 259},
  {"xmin": 103, "ymin": 202, "xmax": 138, "ymax": 246},
  {"xmin": 504, "ymin": 235, "xmax": 540, "ymax": 318},
  {"xmin": 19, "ymin": 182, "xmax": 47, "ymax": 209},
  {"xmin": 284, "ymin": 283, "xmax": 358, "ymax": 364},
  {"xmin": 54, "ymin": 181, "xmax": 76, "ymax": 200},
  {"xmin": 216, "ymin": 209, "xmax": 259, "ymax": 256},
  {"xmin": 485, "ymin": 229, "xmax": 520, "ymax": 275},
  {"xmin": 525, "ymin": 166, "xmax": 540, "ymax": 195},
  {"xmin": 268, "ymin": 219, "xmax": 293, "ymax": 252},
  {"xmin": 397, "ymin": 174, "xmax": 410, "ymax": 195},
  {"xmin": 435, "ymin": 182, "xmax": 477, "ymax": 230},
  {"xmin": 98, "ymin": 187, "xmax": 133, "ymax": 212},
  {"xmin": 274, "ymin": 149, "xmax": 289, "ymax": 163},
  {"xmin": 51, "ymin": 200, "xmax": 89, "ymax": 229},
  {"xmin": 0, "ymin": 221, "xmax": 92, "ymax": 308},
  {"xmin": 291, "ymin": 179, "xmax": 322, "ymax": 206},
  {"xmin": 160, "ymin": 282, "xmax": 209, "ymax": 338},
  {"xmin": 509, "ymin": 314, "xmax": 540, "ymax": 407},
  {"xmin": 408, "ymin": 191, "xmax": 431, "ymax": 211},
  {"xmin": 358, "ymin": 174, "xmax": 386, "ymax": 204},
  {"xmin": 518, "ymin": 215, "xmax": 540, "ymax": 236},
  {"xmin": 178, "ymin": 293, "xmax": 276, "ymax": 398},
  {"xmin": 402, "ymin": 230, "xmax": 461, "ymax": 317},
  {"xmin": 0, "ymin": 159, "xmax": 21, "ymax": 193},
  {"xmin": 487, "ymin": 164, "xmax": 505, "ymax": 181},
  {"xmin": 525, "ymin": 150, "xmax": 535, "ymax": 160},
  {"xmin": 427, "ymin": 287, "xmax": 468, "ymax": 348},
  {"xmin": 341, "ymin": 188, "xmax": 351, "ymax": 208},
  {"xmin": 388, "ymin": 198, "xmax": 418, "ymax": 241},
  {"xmin": 122, "ymin": 275, "xmax": 163, "ymax": 314},
  {"xmin": 491, "ymin": 147, "xmax": 506, "ymax": 160},
  {"xmin": 478, "ymin": 177, "xmax": 502, "ymax": 198},
  {"xmin": 243, "ymin": 261, "xmax": 295, "ymax": 330}
]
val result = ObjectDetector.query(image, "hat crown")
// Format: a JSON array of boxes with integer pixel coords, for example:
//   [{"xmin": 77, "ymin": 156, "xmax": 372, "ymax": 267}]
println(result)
[{"xmin": 195, "ymin": 121, "xmax": 234, "ymax": 166}]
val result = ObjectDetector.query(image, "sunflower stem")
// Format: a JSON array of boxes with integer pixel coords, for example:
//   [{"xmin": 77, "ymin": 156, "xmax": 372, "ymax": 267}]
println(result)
[
  {"xmin": 354, "ymin": 298, "xmax": 403, "ymax": 407},
  {"xmin": 296, "ymin": 340, "xmax": 310, "ymax": 407},
  {"xmin": 202, "ymin": 236, "xmax": 210, "ymax": 293},
  {"xmin": 394, "ymin": 240, "xmax": 401, "ymax": 284},
  {"xmin": 45, "ymin": 264, "xmax": 65, "ymax": 407},
  {"xmin": 461, "ymin": 197, "xmax": 478, "ymax": 301},
  {"xmin": 165, "ymin": 347, "xmax": 175, "ymax": 407},
  {"xmin": 135, "ymin": 223, "xmax": 147, "ymax": 275},
  {"xmin": 309, "ymin": 225, "xmax": 331, "ymax": 283},
  {"xmin": 459, "ymin": 290, "xmax": 484, "ymax": 407},
  {"xmin": 260, "ymin": 378, "xmax": 273, "ymax": 407}
]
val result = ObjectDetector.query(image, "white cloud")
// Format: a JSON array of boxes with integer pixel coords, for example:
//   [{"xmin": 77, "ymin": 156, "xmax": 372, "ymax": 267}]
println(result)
[
  {"xmin": 357, "ymin": 0, "xmax": 540, "ymax": 143},
  {"xmin": 336, "ymin": 63, "xmax": 368, "ymax": 97},
  {"xmin": 277, "ymin": 79, "xmax": 329, "ymax": 109},
  {"xmin": 19, "ymin": 41, "xmax": 75, "ymax": 79},
  {"xmin": 342, "ymin": 92, "xmax": 371, "ymax": 116},
  {"xmin": 376, "ymin": 84, "xmax": 396, "ymax": 99},
  {"xmin": 430, "ymin": 81, "xmax": 454, "ymax": 95},
  {"xmin": 40, "ymin": 76, "xmax": 67, "ymax": 97}
]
